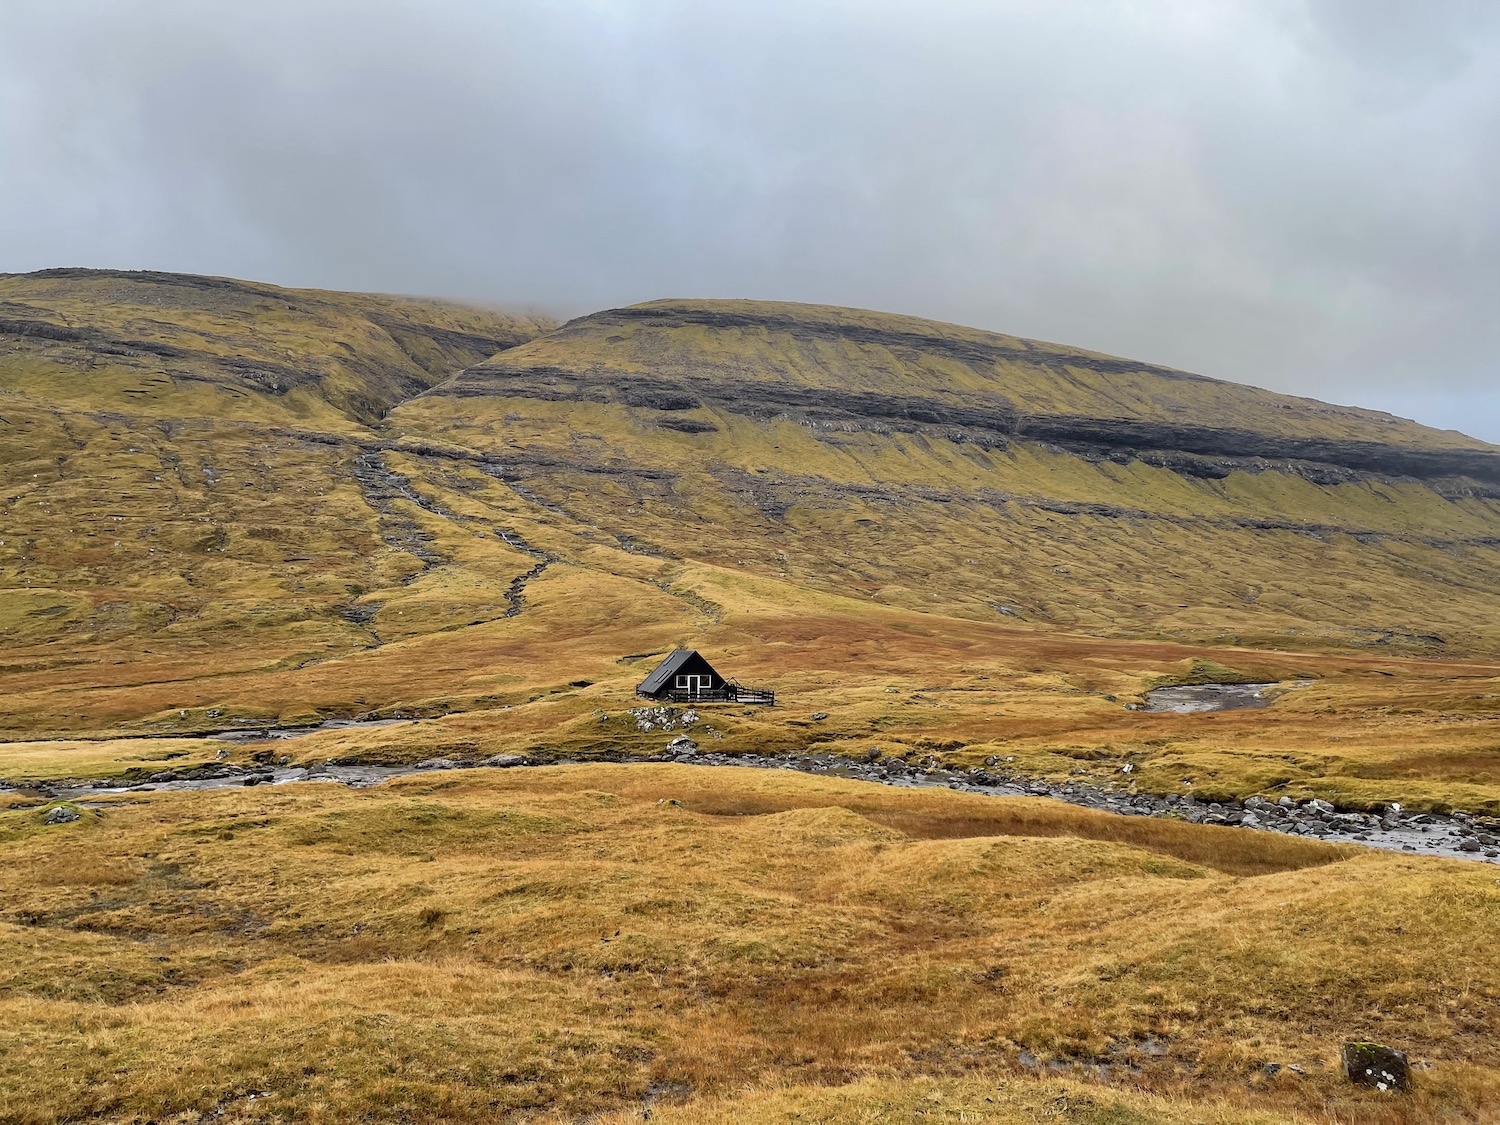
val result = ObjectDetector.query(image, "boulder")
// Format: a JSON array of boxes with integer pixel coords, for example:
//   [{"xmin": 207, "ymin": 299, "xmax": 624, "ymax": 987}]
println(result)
[
  {"xmin": 665, "ymin": 735, "xmax": 698, "ymax": 756},
  {"xmin": 1341, "ymin": 1042, "xmax": 1409, "ymax": 1092},
  {"xmin": 44, "ymin": 806, "xmax": 80, "ymax": 825},
  {"xmin": 809, "ymin": 712, "xmax": 829, "ymax": 721},
  {"xmin": 414, "ymin": 758, "xmax": 458, "ymax": 770},
  {"xmin": 480, "ymin": 754, "xmax": 528, "ymax": 768}
]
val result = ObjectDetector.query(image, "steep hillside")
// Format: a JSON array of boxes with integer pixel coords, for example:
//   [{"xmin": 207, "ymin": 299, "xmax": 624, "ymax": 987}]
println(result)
[
  {"xmin": 8, "ymin": 275, "xmax": 1500, "ymax": 1123},
  {"xmin": 393, "ymin": 298, "xmax": 1500, "ymax": 651},
  {"xmin": 0, "ymin": 269, "xmax": 557, "ymax": 703},
  {"xmin": 0, "ymin": 267, "xmax": 552, "ymax": 426},
  {"xmin": 6, "ymin": 275, "xmax": 1500, "ymax": 818}
]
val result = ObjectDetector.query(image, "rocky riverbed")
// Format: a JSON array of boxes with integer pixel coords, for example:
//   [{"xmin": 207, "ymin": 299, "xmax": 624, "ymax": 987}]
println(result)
[{"xmin": 6, "ymin": 744, "xmax": 1498, "ymax": 866}]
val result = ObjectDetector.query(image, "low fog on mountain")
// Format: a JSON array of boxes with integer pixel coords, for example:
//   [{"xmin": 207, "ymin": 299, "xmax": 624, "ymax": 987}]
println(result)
[{"xmin": 3, "ymin": 0, "xmax": 1498, "ymax": 439}]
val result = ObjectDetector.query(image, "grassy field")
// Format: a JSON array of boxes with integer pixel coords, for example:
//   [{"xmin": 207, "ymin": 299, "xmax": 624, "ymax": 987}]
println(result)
[
  {"xmin": 4, "ymin": 765, "xmax": 1498, "ymax": 1123},
  {"xmin": 6, "ymin": 561, "xmax": 1500, "ymax": 816},
  {"xmin": 6, "ymin": 271, "xmax": 1500, "ymax": 1120}
]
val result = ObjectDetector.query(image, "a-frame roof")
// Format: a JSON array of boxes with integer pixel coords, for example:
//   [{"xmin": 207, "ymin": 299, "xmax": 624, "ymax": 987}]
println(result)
[{"xmin": 637, "ymin": 648, "xmax": 709, "ymax": 694}]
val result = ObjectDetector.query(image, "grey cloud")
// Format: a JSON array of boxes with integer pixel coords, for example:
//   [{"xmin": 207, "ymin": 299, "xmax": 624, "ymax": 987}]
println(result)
[{"xmin": 1, "ymin": 0, "xmax": 1497, "ymax": 440}]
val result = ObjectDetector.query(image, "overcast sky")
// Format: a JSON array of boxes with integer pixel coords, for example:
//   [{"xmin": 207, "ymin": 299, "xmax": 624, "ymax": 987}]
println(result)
[{"xmin": 3, "ymin": 1, "xmax": 1498, "ymax": 440}]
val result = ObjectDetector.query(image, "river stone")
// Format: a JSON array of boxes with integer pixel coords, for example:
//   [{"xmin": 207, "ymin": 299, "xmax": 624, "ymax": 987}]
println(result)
[
  {"xmin": 665, "ymin": 735, "xmax": 698, "ymax": 755},
  {"xmin": 1341, "ymin": 1042, "xmax": 1409, "ymax": 1092},
  {"xmin": 44, "ymin": 806, "xmax": 80, "ymax": 825},
  {"xmin": 480, "ymin": 754, "xmax": 528, "ymax": 768},
  {"xmin": 414, "ymin": 758, "xmax": 458, "ymax": 770}
]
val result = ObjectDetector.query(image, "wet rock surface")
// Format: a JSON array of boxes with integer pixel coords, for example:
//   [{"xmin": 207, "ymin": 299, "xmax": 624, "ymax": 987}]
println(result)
[
  {"xmin": 6, "ymin": 748, "xmax": 1498, "ymax": 867},
  {"xmin": 1143, "ymin": 682, "xmax": 1284, "ymax": 713}
]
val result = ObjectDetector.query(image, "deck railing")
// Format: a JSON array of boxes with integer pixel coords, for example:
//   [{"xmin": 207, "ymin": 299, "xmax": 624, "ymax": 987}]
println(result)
[{"xmin": 648, "ymin": 684, "xmax": 775, "ymax": 706}]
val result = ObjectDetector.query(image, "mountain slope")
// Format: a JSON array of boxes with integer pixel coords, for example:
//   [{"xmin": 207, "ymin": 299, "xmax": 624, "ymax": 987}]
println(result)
[
  {"xmin": 5, "ymin": 274, "xmax": 1500, "ymax": 812},
  {"xmin": 0, "ymin": 267, "xmax": 554, "ymax": 427},
  {"xmin": 9, "ymin": 278, "xmax": 1500, "ymax": 1125},
  {"xmin": 391, "ymin": 297, "xmax": 1500, "ymax": 651},
  {"xmin": 0, "ymin": 269, "xmax": 558, "ymax": 701}
]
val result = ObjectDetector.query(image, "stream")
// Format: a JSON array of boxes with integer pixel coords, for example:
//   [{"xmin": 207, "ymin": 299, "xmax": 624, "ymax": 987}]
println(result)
[
  {"xmin": 6, "ymin": 749, "xmax": 1496, "ymax": 867},
  {"xmin": 5, "ymin": 681, "xmax": 1495, "ymax": 866}
]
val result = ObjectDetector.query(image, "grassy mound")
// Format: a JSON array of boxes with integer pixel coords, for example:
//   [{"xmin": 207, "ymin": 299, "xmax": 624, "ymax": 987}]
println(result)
[{"xmin": 2, "ymin": 765, "xmax": 1496, "ymax": 1122}]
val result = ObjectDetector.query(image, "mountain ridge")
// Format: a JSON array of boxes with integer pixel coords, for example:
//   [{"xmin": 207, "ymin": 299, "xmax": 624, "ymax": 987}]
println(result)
[
  {"xmin": 430, "ymin": 297, "xmax": 1499, "ymax": 490},
  {"xmin": 7, "ymin": 268, "xmax": 1500, "ymax": 753}
]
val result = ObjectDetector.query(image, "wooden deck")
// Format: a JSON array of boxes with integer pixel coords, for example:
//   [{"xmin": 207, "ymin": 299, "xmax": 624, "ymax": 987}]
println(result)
[{"xmin": 651, "ymin": 685, "xmax": 776, "ymax": 706}]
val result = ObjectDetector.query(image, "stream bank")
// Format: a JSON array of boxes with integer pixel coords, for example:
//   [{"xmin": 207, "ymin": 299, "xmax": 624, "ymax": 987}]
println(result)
[{"xmin": 6, "ymin": 747, "xmax": 1496, "ymax": 867}]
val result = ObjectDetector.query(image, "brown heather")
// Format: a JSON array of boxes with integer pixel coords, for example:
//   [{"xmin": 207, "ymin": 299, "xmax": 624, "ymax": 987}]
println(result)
[{"xmin": 3, "ymin": 270, "xmax": 1500, "ymax": 1121}]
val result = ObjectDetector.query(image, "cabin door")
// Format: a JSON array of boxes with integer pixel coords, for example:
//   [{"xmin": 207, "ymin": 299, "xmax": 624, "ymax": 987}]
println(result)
[{"xmin": 677, "ymin": 674, "xmax": 711, "ymax": 697}]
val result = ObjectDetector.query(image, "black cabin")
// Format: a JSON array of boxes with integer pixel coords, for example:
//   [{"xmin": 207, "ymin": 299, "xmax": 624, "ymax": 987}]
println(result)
[{"xmin": 635, "ymin": 649, "xmax": 775, "ymax": 705}]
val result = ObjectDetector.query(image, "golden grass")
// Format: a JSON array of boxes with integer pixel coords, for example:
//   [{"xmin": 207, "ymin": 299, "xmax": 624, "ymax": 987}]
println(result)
[
  {"xmin": 589, "ymin": 1075, "xmax": 1308, "ymax": 1123},
  {"xmin": 7, "ymin": 567, "xmax": 1500, "ymax": 812},
  {"xmin": 3, "ymin": 274, "xmax": 1500, "ymax": 816},
  {"xmin": 1, "ymin": 765, "xmax": 1496, "ymax": 1122},
  {"xmin": 7, "ymin": 275, "xmax": 1500, "ymax": 1120}
]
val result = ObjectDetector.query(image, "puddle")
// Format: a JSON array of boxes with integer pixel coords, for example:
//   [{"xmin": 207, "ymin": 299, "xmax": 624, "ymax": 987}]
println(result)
[{"xmin": 1143, "ymin": 682, "xmax": 1282, "ymax": 714}]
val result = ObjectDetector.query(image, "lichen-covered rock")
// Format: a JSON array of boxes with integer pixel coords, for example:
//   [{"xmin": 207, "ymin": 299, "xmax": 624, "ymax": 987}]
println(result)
[
  {"xmin": 44, "ymin": 806, "xmax": 81, "ymax": 825},
  {"xmin": 1342, "ymin": 1042, "xmax": 1409, "ymax": 1092}
]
